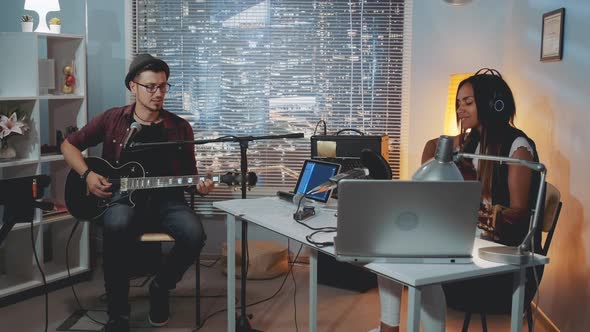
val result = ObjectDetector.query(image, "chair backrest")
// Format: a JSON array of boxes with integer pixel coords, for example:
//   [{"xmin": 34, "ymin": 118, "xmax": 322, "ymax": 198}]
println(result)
[{"xmin": 541, "ymin": 182, "xmax": 562, "ymax": 256}]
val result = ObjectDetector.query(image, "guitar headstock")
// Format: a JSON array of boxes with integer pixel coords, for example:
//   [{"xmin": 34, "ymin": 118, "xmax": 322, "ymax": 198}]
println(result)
[{"xmin": 200, "ymin": 171, "xmax": 258, "ymax": 190}]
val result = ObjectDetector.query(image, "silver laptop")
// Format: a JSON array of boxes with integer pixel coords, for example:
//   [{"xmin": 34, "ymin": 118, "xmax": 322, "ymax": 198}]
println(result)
[{"xmin": 334, "ymin": 179, "xmax": 482, "ymax": 264}]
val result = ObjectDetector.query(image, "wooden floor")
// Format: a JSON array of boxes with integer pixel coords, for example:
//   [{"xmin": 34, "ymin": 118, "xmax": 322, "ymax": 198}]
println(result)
[{"xmin": 0, "ymin": 259, "xmax": 551, "ymax": 331}]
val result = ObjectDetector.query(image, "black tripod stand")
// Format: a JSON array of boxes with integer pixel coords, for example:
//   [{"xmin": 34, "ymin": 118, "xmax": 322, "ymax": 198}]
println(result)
[{"xmin": 130, "ymin": 132, "xmax": 303, "ymax": 331}]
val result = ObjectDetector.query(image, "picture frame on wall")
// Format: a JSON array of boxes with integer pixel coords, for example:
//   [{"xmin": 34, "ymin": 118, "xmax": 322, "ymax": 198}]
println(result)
[{"xmin": 540, "ymin": 8, "xmax": 565, "ymax": 62}]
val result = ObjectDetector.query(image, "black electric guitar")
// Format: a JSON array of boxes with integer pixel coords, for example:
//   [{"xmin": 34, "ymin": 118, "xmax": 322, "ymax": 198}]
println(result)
[{"xmin": 64, "ymin": 157, "xmax": 256, "ymax": 220}]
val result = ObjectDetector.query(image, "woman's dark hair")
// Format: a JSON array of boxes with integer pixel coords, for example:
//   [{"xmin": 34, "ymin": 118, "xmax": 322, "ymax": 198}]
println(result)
[{"xmin": 456, "ymin": 68, "xmax": 517, "ymax": 198}]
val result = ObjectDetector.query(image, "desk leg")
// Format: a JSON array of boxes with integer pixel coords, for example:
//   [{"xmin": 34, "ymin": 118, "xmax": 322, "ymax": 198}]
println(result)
[
  {"xmin": 227, "ymin": 214, "xmax": 236, "ymax": 332},
  {"xmin": 407, "ymin": 286, "xmax": 422, "ymax": 332},
  {"xmin": 309, "ymin": 250, "xmax": 317, "ymax": 332},
  {"xmin": 511, "ymin": 268, "xmax": 526, "ymax": 332}
]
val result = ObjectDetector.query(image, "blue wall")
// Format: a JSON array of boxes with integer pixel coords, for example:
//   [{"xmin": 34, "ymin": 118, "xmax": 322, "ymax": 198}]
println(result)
[
  {"xmin": 85, "ymin": 0, "xmax": 127, "ymax": 119},
  {"xmin": 0, "ymin": 0, "xmax": 127, "ymax": 121}
]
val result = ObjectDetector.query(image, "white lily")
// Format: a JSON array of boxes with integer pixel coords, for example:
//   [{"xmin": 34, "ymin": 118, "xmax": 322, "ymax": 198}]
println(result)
[{"xmin": 0, "ymin": 112, "xmax": 29, "ymax": 139}]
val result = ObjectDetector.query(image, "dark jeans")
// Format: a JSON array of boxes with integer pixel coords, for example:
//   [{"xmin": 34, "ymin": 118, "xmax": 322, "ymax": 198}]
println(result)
[{"xmin": 102, "ymin": 193, "xmax": 205, "ymax": 316}]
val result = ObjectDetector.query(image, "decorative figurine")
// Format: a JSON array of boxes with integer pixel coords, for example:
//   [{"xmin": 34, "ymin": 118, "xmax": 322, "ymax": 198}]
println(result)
[{"xmin": 62, "ymin": 64, "xmax": 76, "ymax": 94}]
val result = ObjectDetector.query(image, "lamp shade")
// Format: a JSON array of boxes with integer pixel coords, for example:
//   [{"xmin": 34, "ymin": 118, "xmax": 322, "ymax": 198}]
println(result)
[
  {"xmin": 24, "ymin": 0, "xmax": 60, "ymax": 11},
  {"xmin": 24, "ymin": 0, "xmax": 61, "ymax": 33},
  {"xmin": 412, "ymin": 135, "xmax": 463, "ymax": 181}
]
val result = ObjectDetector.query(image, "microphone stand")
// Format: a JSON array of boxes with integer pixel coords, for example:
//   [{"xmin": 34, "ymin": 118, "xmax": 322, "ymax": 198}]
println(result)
[{"xmin": 129, "ymin": 132, "xmax": 304, "ymax": 331}]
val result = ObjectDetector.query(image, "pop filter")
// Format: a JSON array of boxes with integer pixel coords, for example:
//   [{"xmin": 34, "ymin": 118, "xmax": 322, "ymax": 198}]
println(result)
[{"xmin": 360, "ymin": 149, "xmax": 392, "ymax": 180}]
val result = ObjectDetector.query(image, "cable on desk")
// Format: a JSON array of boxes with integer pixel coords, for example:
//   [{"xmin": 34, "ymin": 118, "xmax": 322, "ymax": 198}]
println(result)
[
  {"xmin": 305, "ymin": 229, "xmax": 335, "ymax": 247},
  {"xmin": 292, "ymin": 195, "xmax": 336, "ymax": 247}
]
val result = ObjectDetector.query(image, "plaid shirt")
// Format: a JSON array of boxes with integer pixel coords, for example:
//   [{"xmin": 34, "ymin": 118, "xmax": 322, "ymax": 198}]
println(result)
[{"xmin": 67, "ymin": 103, "xmax": 197, "ymax": 176}]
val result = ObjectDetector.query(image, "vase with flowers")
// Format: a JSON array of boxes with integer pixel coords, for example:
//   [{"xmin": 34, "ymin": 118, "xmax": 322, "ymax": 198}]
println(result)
[{"xmin": 0, "ymin": 109, "xmax": 30, "ymax": 161}]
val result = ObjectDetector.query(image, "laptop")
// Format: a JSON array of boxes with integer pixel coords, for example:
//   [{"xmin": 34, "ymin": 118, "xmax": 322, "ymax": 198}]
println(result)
[
  {"xmin": 334, "ymin": 179, "xmax": 482, "ymax": 264},
  {"xmin": 277, "ymin": 159, "xmax": 341, "ymax": 204}
]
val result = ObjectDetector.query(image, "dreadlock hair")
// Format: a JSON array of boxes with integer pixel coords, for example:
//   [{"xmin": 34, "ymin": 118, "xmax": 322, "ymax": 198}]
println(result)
[{"xmin": 456, "ymin": 68, "xmax": 516, "ymax": 199}]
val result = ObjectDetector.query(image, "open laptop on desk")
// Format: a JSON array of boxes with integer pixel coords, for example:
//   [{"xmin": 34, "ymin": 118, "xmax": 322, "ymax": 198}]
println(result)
[
  {"xmin": 276, "ymin": 159, "xmax": 341, "ymax": 205},
  {"xmin": 334, "ymin": 179, "xmax": 482, "ymax": 264}
]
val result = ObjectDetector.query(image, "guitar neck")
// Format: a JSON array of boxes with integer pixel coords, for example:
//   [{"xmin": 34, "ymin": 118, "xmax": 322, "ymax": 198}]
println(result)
[{"xmin": 121, "ymin": 175, "xmax": 200, "ymax": 191}]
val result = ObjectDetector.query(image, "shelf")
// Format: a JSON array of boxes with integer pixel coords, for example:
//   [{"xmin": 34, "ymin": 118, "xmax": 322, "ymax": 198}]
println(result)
[
  {"xmin": 9, "ymin": 221, "xmax": 42, "ymax": 232},
  {"xmin": 0, "ymin": 158, "xmax": 39, "ymax": 168},
  {"xmin": 43, "ymin": 212, "xmax": 73, "ymax": 225},
  {"xmin": 0, "ymin": 29, "xmax": 88, "ymax": 305},
  {"xmin": 46, "ymin": 266, "xmax": 88, "ymax": 283},
  {"xmin": 40, "ymin": 154, "xmax": 65, "ymax": 163},
  {"xmin": 39, "ymin": 94, "xmax": 85, "ymax": 100},
  {"xmin": 35, "ymin": 32, "xmax": 84, "ymax": 40},
  {"xmin": 0, "ymin": 96, "xmax": 37, "ymax": 101},
  {"xmin": 0, "ymin": 279, "xmax": 43, "ymax": 298}
]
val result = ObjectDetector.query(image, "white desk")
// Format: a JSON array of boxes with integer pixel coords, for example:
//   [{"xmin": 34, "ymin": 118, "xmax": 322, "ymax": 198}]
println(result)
[{"xmin": 214, "ymin": 197, "xmax": 549, "ymax": 332}]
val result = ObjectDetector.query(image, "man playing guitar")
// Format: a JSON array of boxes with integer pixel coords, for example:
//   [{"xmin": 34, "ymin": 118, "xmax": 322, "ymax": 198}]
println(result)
[{"xmin": 61, "ymin": 54, "xmax": 213, "ymax": 332}]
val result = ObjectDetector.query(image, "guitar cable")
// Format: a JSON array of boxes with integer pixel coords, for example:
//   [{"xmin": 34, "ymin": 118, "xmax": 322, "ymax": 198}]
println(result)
[
  {"xmin": 66, "ymin": 219, "xmax": 107, "ymax": 327},
  {"xmin": 30, "ymin": 218, "xmax": 48, "ymax": 332},
  {"xmin": 290, "ymin": 246, "xmax": 300, "ymax": 332},
  {"xmin": 192, "ymin": 244, "xmax": 304, "ymax": 331}
]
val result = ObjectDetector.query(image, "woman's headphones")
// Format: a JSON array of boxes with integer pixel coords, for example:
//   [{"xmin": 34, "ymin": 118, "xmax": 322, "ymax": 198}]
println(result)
[{"xmin": 474, "ymin": 68, "xmax": 506, "ymax": 113}]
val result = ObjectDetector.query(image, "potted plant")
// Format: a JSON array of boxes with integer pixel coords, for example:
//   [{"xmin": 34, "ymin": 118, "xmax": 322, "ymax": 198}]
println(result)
[
  {"xmin": 49, "ymin": 17, "xmax": 61, "ymax": 34},
  {"xmin": 21, "ymin": 15, "xmax": 33, "ymax": 32}
]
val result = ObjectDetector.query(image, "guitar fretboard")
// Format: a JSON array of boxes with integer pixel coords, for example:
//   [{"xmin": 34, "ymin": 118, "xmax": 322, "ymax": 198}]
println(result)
[{"xmin": 121, "ymin": 176, "xmax": 200, "ymax": 191}]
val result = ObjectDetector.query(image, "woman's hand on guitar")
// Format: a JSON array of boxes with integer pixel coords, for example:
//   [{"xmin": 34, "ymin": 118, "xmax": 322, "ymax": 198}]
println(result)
[{"xmin": 86, "ymin": 171, "xmax": 112, "ymax": 198}]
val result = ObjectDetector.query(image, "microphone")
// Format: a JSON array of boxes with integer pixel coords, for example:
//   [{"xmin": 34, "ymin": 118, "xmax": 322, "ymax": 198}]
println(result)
[
  {"xmin": 282, "ymin": 133, "xmax": 304, "ymax": 139},
  {"xmin": 122, "ymin": 122, "xmax": 142, "ymax": 150},
  {"xmin": 306, "ymin": 168, "xmax": 370, "ymax": 195},
  {"xmin": 306, "ymin": 149, "xmax": 392, "ymax": 195}
]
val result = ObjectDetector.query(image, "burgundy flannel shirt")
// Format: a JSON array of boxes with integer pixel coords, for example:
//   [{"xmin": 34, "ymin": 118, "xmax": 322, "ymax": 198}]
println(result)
[{"xmin": 67, "ymin": 104, "xmax": 197, "ymax": 176}]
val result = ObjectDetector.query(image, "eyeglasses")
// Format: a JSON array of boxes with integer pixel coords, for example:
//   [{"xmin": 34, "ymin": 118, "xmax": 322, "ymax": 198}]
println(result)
[{"xmin": 133, "ymin": 81, "xmax": 171, "ymax": 94}]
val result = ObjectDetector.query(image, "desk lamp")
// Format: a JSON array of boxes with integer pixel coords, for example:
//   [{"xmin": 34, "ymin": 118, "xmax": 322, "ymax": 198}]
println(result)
[
  {"xmin": 24, "ymin": 0, "xmax": 61, "ymax": 33},
  {"xmin": 413, "ymin": 135, "xmax": 547, "ymax": 265}
]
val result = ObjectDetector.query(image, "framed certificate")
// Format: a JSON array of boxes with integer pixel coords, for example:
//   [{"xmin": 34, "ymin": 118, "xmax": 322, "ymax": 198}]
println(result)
[{"xmin": 540, "ymin": 8, "xmax": 565, "ymax": 62}]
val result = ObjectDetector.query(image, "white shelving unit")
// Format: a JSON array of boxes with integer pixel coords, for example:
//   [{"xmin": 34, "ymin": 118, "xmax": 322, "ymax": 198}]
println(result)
[{"xmin": 0, "ymin": 32, "xmax": 90, "ymax": 305}]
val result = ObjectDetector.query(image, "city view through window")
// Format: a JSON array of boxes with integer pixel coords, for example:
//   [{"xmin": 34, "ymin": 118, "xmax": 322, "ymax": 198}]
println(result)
[{"xmin": 132, "ymin": 0, "xmax": 407, "ymax": 210}]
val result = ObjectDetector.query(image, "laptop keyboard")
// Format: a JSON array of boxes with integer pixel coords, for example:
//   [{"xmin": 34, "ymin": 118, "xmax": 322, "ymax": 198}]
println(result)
[{"xmin": 315, "ymin": 157, "xmax": 364, "ymax": 172}]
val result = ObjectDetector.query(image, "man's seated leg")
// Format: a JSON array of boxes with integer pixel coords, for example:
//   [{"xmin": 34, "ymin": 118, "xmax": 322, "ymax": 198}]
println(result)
[
  {"xmin": 102, "ymin": 202, "xmax": 137, "ymax": 332},
  {"xmin": 148, "ymin": 198, "xmax": 206, "ymax": 327}
]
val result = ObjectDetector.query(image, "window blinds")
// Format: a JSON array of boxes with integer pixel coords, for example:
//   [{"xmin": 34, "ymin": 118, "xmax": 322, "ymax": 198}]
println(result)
[{"xmin": 131, "ymin": 0, "xmax": 409, "ymax": 213}]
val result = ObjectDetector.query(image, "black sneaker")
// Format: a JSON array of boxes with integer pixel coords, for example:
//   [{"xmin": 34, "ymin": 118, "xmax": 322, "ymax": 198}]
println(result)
[
  {"xmin": 148, "ymin": 280, "xmax": 170, "ymax": 327},
  {"xmin": 104, "ymin": 315, "xmax": 129, "ymax": 332}
]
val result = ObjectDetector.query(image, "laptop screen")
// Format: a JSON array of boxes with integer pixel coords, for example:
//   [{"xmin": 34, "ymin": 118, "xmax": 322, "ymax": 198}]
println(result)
[{"xmin": 294, "ymin": 159, "xmax": 341, "ymax": 203}]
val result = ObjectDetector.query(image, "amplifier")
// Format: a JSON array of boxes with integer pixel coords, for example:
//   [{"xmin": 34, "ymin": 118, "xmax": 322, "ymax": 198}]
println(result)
[{"xmin": 310, "ymin": 135, "xmax": 389, "ymax": 160}]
